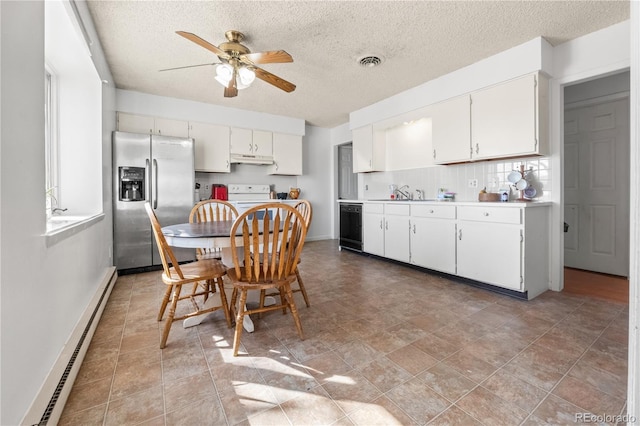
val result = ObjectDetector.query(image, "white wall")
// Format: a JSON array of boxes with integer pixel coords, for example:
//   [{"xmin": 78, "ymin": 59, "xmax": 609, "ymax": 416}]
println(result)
[{"xmin": 0, "ymin": 1, "xmax": 116, "ymax": 424}]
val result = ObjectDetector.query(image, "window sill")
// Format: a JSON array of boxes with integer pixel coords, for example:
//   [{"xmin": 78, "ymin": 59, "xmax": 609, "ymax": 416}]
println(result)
[{"xmin": 45, "ymin": 213, "xmax": 105, "ymax": 247}]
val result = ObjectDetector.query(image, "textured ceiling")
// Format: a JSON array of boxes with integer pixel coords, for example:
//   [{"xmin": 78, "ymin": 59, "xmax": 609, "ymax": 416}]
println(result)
[{"xmin": 86, "ymin": 1, "xmax": 629, "ymax": 127}]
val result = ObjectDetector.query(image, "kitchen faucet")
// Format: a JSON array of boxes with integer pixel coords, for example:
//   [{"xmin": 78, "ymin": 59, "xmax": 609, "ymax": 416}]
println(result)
[{"xmin": 395, "ymin": 185, "xmax": 411, "ymax": 200}]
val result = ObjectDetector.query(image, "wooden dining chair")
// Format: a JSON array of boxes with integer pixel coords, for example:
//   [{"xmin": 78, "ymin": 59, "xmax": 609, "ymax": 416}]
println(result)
[
  {"xmin": 189, "ymin": 199, "xmax": 239, "ymax": 260},
  {"xmin": 259, "ymin": 200, "xmax": 312, "ymax": 311},
  {"xmin": 145, "ymin": 203, "xmax": 232, "ymax": 349},
  {"xmin": 227, "ymin": 203, "xmax": 307, "ymax": 356}
]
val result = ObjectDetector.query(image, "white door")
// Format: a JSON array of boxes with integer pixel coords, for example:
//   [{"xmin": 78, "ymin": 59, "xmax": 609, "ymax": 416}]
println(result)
[
  {"xmin": 338, "ymin": 145, "xmax": 358, "ymax": 200},
  {"xmin": 564, "ymin": 97, "xmax": 629, "ymax": 276}
]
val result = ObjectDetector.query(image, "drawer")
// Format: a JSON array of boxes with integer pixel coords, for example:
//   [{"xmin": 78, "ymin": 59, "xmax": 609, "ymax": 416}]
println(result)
[
  {"xmin": 385, "ymin": 203, "xmax": 410, "ymax": 216},
  {"xmin": 364, "ymin": 203, "xmax": 384, "ymax": 214},
  {"xmin": 458, "ymin": 206, "xmax": 522, "ymax": 224},
  {"xmin": 411, "ymin": 204, "xmax": 456, "ymax": 219}
]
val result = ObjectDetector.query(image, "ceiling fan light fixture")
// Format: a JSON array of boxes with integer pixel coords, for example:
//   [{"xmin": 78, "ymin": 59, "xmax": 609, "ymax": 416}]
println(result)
[
  {"xmin": 215, "ymin": 63, "xmax": 233, "ymax": 86},
  {"xmin": 237, "ymin": 67, "xmax": 255, "ymax": 89}
]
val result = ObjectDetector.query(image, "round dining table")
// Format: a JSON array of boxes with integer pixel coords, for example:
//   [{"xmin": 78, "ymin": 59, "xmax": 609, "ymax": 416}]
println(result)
[{"xmin": 161, "ymin": 220, "xmax": 276, "ymax": 332}]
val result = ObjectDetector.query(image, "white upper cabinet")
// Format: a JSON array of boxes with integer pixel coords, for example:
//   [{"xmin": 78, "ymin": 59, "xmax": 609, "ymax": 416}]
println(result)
[
  {"xmin": 230, "ymin": 128, "xmax": 273, "ymax": 157},
  {"xmin": 189, "ymin": 122, "xmax": 230, "ymax": 173},
  {"xmin": 352, "ymin": 124, "xmax": 385, "ymax": 172},
  {"xmin": 251, "ymin": 130, "xmax": 273, "ymax": 156},
  {"xmin": 117, "ymin": 112, "xmax": 190, "ymax": 138},
  {"xmin": 471, "ymin": 73, "xmax": 548, "ymax": 160},
  {"xmin": 431, "ymin": 95, "xmax": 471, "ymax": 164},
  {"xmin": 229, "ymin": 127, "xmax": 253, "ymax": 156},
  {"xmin": 269, "ymin": 133, "xmax": 302, "ymax": 175}
]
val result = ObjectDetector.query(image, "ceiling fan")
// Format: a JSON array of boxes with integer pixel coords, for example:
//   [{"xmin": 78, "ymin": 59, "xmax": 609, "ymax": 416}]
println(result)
[{"xmin": 165, "ymin": 30, "xmax": 296, "ymax": 98}]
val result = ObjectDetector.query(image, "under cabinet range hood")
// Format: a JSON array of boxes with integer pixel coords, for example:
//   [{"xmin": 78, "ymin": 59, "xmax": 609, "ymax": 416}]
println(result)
[{"xmin": 230, "ymin": 153, "xmax": 274, "ymax": 165}]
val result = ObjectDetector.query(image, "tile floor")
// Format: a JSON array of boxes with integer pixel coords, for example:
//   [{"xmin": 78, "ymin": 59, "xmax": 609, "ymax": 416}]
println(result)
[{"xmin": 59, "ymin": 240, "xmax": 629, "ymax": 425}]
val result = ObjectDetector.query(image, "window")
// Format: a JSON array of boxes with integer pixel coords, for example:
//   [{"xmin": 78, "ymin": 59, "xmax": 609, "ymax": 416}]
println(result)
[
  {"xmin": 45, "ymin": 67, "xmax": 60, "ymax": 218},
  {"xmin": 45, "ymin": 0, "xmax": 103, "ymax": 234}
]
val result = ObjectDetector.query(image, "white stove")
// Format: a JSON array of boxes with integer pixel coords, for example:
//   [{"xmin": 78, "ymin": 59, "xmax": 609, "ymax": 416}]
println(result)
[{"xmin": 227, "ymin": 184, "xmax": 271, "ymax": 201}]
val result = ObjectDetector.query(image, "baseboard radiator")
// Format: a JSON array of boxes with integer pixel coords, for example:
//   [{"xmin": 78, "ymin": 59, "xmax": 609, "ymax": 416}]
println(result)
[{"xmin": 22, "ymin": 267, "xmax": 118, "ymax": 426}]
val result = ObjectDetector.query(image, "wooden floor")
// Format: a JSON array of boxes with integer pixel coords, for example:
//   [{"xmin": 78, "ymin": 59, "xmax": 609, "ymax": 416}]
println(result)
[{"xmin": 563, "ymin": 267, "xmax": 629, "ymax": 304}]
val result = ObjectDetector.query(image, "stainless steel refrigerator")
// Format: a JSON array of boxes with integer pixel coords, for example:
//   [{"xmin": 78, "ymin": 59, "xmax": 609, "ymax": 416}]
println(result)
[{"xmin": 113, "ymin": 131, "xmax": 196, "ymax": 270}]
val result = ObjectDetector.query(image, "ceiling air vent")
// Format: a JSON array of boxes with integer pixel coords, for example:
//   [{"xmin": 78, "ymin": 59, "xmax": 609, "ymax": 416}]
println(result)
[{"xmin": 358, "ymin": 55, "xmax": 383, "ymax": 68}]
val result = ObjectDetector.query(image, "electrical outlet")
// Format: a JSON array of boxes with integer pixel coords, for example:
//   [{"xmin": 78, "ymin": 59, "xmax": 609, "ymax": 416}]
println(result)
[
  {"xmin": 490, "ymin": 177, "xmax": 499, "ymax": 188},
  {"xmin": 204, "ymin": 184, "xmax": 210, "ymax": 191},
  {"xmin": 468, "ymin": 179, "xmax": 478, "ymax": 188}
]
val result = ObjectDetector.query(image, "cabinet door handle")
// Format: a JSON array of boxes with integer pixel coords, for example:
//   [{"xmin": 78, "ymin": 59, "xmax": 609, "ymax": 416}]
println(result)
[
  {"xmin": 380, "ymin": 220, "xmax": 383, "ymax": 229},
  {"xmin": 458, "ymin": 229, "xmax": 462, "ymax": 240},
  {"xmin": 254, "ymin": 143, "xmax": 258, "ymax": 152},
  {"xmin": 433, "ymin": 149, "xmax": 436, "ymax": 159},
  {"xmin": 385, "ymin": 220, "xmax": 388, "ymax": 230},
  {"xmin": 249, "ymin": 143, "xmax": 252, "ymax": 152},
  {"xmin": 475, "ymin": 143, "xmax": 479, "ymax": 154},
  {"xmin": 413, "ymin": 224, "xmax": 416, "ymax": 234},
  {"xmin": 429, "ymin": 209, "xmax": 434, "ymax": 214},
  {"xmin": 483, "ymin": 212, "xmax": 489, "ymax": 216},
  {"xmin": 226, "ymin": 160, "xmax": 229, "ymax": 170}
]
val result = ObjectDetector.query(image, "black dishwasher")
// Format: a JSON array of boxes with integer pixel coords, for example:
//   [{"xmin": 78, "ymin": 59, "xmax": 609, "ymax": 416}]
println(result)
[{"xmin": 339, "ymin": 203, "xmax": 362, "ymax": 252}]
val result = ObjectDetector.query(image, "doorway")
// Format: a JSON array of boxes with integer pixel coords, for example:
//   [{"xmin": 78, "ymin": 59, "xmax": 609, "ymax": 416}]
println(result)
[
  {"xmin": 563, "ymin": 71, "xmax": 630, "ymax": 296},
  {"xmin": 338, "ymin": 143, "xmax": 358, "ymax": 200}
]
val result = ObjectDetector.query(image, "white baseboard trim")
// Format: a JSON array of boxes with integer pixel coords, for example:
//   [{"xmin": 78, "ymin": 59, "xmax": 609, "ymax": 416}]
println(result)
[{"xmin": 21, "ymin": 267, "xmax": 117, "ymax": 426}]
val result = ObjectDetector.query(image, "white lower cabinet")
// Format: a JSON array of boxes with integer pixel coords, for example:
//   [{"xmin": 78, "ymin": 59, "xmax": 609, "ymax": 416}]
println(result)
[
  {"xmin": 363, "ymin": 203, "xmax": 410, "ymax": 262},
  {"xmin": 384, "ymin": 204, "xmax": 410, "ymax": 263},
  {"xmin": 360, "ymin": 201, "xmax": 549, "ymax": 299},
  {"xmin": 410, "ymin": 204, "xmax": 456, "ymax": 274},
  {"xmin": 456, "ymin": 205, "xmax": 549, "ymax": 298},
  {"xmin": 457, "ymin": 221, "xmax": 523, "ymax": 290},
  {"xmin": 363, "ymin": 203, "xmax": 385, "ymax": 256}
]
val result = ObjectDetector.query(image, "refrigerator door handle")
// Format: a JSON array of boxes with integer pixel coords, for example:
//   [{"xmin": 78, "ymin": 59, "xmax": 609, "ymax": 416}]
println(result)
[
  {"xmin": 153, "ymin": 158, "xmax": 158, "ymax": 209},
  {"xmin": 145, "ymin": 158, "xmax": 150, "ymax": 203}
]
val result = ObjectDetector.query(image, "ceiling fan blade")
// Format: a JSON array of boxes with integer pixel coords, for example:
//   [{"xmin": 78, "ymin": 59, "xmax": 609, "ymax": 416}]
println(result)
[
  {"xmin": 176, "ymin": 31, "xmax": 230, "ymax": 60},
  {"xmin": 240, "ymin": 50, "xmax": 293, "ymax": 65},
  {"xmin": 254, "ymin": 67, "xmax": 296, "ymax": 93},
  {"xmin": 224, "ymin": 67, "xmax": 238, "ymax": 98},
  {"xmin": 159, "ymin": 62, "xmax": 219, "ymax": 72}
]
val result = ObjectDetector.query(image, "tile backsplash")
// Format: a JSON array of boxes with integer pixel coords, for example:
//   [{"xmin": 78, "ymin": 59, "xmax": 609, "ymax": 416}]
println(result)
[{"xmin": 362, "ymin": 156, "xmax": 551, "ymax": 202}]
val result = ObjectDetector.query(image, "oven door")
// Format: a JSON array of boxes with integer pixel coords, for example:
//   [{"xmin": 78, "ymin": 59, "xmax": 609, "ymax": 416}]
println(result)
[{"xmin": 235, "ymin": 201, "xmax": 276, "ymax": 220}]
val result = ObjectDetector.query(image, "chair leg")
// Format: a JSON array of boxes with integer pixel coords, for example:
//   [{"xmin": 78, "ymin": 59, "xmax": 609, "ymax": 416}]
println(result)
[
  {"xmin": 229, "ymin": 287, "xmax": 238, "ymax": 321},
  {"xmin": 160, "ymin": 284, "xmax": 182, "ymax": 349},
  {"xmin": 258, "ymin": 289, "xmax": 266, "ymax": 318},
  {"xmin": 283, "ymin": 283, "xmax": 304, "ymax": 340},
  {"xmin": 295, "ymin": 267, "xmax": 310, "ymax": 308},
  {"xmin": 233, "ymin": 289, "xmax": 248, "ymax": 357},
  {"xmin": 216, "ymin": 277, "xmax": 233, "ymax": 328},
  {"xmin": 279, "ymin": 288, "xmax": 287, "ymax": 315},
  {"xmin": 157, "ymin": 284, "xmax": 173, "ymax": 321}
]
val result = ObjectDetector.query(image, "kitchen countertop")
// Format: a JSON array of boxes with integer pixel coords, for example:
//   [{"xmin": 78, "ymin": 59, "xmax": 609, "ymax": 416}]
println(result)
[{"xmin": 337, "ymin": 199, "xmax": 552, "ymax": 207}]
